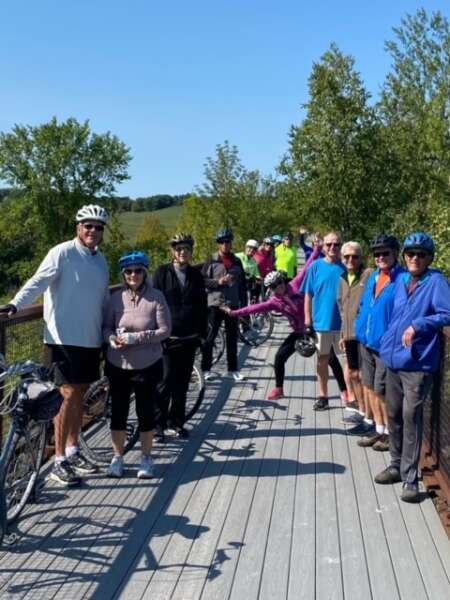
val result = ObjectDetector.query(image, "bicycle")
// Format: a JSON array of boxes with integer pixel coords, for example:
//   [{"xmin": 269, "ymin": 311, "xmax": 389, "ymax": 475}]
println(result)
[{"xmin": 0, "ymin": 356, "xmax": 62, "ymax": 546}]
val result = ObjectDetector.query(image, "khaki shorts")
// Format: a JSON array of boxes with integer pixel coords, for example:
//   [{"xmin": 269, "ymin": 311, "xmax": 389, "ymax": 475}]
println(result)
[{"xmin": 315, "ymin": 331, "xmax": 341, "ymax": 356}]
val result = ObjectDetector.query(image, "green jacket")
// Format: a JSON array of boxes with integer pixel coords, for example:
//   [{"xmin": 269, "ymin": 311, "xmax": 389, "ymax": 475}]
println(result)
[
  {"xmin": 236, "ymin": 252, "xmax": 260, "ymax": 279},
  {"xmin": 275, "ymin": 244, "xmax": 297, "ymax": 278}
]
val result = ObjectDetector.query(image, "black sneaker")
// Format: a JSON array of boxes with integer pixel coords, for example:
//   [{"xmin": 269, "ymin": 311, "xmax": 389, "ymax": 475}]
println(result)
[
  {"xmin": 346, "ymin": 421, "xmax": 375, "ymax": 436},
  {"xmin": 175, "ymin": 427, "xmax": 190, "ymax": 439},
  {"xmin": 49, "ymin": 460, "xmax": 82, "ymax": 487},
  {"xmin": 313, "ymin": 397, "xmax": 328, "ymax": 411},
  {"xmin": 401, "ymin": 482, "xmax": 420, "ymax": 503},
  {"xmin": 66, "ymin": 451, "xmax": 98, "ymax": 475},
  {"xmin": 357, "ymin": 432, "xmax": 380, "ymax": 447},
  {"xmin": 374, "ymin": 466, "xmax": 401, "ymax": 485}
]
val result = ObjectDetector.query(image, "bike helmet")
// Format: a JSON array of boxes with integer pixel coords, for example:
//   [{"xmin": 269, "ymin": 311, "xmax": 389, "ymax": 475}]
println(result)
[
  {"xmin": 284, "ymin": 231, "xmax": 294, "ymax": 240},
  {"xmin": 76, "ymin": 204, "xmax": 109, "ymax": 224},
  {"xmin": 263, "ymin": 236, "xmax": 275, "ymax": 245},
  {"xmin": 264, "ymin": 270, "xmax": 288, "ymax": 288},
  {"xmin": 295, "ymin": 333, "xmax": 316, "ymax": 358},
  {"xmin": 402, "ymin": 232, "xmax": 435, "ymax": 257},
  {"xmin": 245, "ymin": 239, "xmax": 259, "ymax": 249},
  {"xmin": 370, "ymin": 234, "xmax": 399, "ymax": 252},
  {"xmin": 216, "ymin": 227, "xmax": 234, "ymax": 242},
  {"xmin": 170, "ymin": 232, "xmax": 194, "ymax": 247},
  {"xmin": 271, "ymin": 234, "xmax": 282, "ymax": 244},
  {"xmin": 119, "ymin": 250, "xmax": 150, "ymax": 270}
]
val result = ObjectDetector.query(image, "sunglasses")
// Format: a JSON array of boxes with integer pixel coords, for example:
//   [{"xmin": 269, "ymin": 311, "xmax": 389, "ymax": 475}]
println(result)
[
  {"xmin": 343, "ymin": 254, "xmax": 361, "ymax": 260},
  {"xmin": 123, "ymin": 268, "xmax": 144, "ymax": 275},
  {"xmin": 325, "ymin": 242, "xmax": 341, "ymax": 248},
  {"xmin": 404, "ymin": 250, "xmax": 428, "ymax": 259},
  {"xmin": 82, "ymin": 223, "xmax": 104, "ymax": 232},
  {"xmin": 174, "ymin": 245, "xmax": 192, "ymax": 252},
  {"xmin": 373, "ymin": 251, "xmax": 391, "ymax": 258}
]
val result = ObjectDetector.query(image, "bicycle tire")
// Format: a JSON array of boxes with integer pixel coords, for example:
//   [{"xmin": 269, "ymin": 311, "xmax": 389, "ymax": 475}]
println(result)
[
  {"xmin": 0, "ymin": 420, "xmax": 46, "ymax": 526},
  {"xmin": 211, "ymin": 327, "xmax": 225, "ymax": 365},
  {"xmin": 184, "ymin": 365, "xmax": 205, "ymax": 423},
  {"xmin": 238, "ymin": 312, "xmax": 274, "ymax": 347},
  {"xmin": 79, "ymin": 377, "xmax": 139, "ymax": 465}
]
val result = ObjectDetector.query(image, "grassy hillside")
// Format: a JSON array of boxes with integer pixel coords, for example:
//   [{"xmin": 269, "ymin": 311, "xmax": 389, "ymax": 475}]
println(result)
[{"xmin": 118, "ymin": 205, "xmax": 183, "ymax": 243}]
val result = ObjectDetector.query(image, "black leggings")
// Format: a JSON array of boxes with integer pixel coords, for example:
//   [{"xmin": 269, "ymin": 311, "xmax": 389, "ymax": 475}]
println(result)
[
  {"xmin": 274, "ymin": 333, "xmax": 347, "ymax": 391},
  {"xmin": 106, "ymin": 360, "xmax": 163, "ymax": 432},
  {"xmin": 202, "ymin": 307, "xmax": 238, "ymax": 372}
]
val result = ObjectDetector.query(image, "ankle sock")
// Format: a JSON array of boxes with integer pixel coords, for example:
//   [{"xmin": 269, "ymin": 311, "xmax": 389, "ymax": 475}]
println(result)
[
  {"xmin": 376, "ymin": 425, "xmax": 385, "ymax": 435},
  {"xmin": 65, "ymin": 445, "xmax": 78, "ymax": 458}
]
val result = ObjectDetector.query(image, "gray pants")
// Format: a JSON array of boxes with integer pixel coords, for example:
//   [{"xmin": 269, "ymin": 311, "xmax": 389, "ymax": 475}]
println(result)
[{"xmin": 386, "ymin": 369, "xmax": 433, "ymax": 484}]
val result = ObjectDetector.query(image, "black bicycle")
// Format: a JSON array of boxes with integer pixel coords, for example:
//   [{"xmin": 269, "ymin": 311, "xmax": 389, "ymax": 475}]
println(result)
[{"xmin": 0, "ymin": 357, "xmax": 62, "ymax": 546}]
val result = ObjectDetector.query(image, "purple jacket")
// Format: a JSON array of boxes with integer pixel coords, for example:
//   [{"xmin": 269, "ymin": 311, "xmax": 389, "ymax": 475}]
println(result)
[{"xmin": 231, "ymin": 247, "xmax": 321, "ymax": 332}]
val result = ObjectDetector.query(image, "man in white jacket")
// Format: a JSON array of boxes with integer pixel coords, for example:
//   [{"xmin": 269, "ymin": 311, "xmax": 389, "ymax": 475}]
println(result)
[{"xmin": 0, "ymin": 205, "xmax": 110, "ymax": 486}]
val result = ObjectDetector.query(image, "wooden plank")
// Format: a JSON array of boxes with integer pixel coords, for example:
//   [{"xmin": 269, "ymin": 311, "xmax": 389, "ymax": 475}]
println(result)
[{"xmin": 420, "ymin": 499, "xmax": 450, "ymax": 579}]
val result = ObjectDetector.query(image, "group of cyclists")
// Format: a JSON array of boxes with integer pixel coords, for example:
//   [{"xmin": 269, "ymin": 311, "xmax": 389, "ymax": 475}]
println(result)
[{"xmin": 1, "ymin": 203, "xmax": 449, "ymax": 505}]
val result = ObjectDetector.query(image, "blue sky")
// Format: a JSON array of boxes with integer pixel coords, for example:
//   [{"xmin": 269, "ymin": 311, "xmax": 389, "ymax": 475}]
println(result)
[{"xmin": 2, "ymin": 1, "xmax": 449, "ymax": 197}]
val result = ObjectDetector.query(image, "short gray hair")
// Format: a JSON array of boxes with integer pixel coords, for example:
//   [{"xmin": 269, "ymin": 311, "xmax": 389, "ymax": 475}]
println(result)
[{"xmin": 341, "ymin": 241, "xmax": 362, "ymax": 256}]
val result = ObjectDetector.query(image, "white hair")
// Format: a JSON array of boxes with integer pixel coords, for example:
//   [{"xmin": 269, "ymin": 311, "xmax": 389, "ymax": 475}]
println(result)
[{"xmin": 341, "ymin": 241, "xmax": 362, "ymax": 256}]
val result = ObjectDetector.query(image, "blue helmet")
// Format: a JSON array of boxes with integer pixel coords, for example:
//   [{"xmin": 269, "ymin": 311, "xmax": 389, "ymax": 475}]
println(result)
[
  {"xmin": 119, "ymin": 250, "xmax": 150, "ymax": 270},
  {"xmin": 216, "ymin": 227, "xmax": 234, "ymax": 242},
  {"xmin": 403, "ymin": 232, "xmax": 435, "ymax": 257},
  {"xmin": 271, "ymin": 234, "xmax": 282, "ymax": 243}
]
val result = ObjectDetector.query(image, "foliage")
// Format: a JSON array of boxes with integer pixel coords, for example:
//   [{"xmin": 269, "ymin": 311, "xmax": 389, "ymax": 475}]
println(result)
[
  {"xmin": 135, "ymin": 214, "xmax": 171, "ymax": 270},
  {"xmin": 102, "ymin": 214, "xmax": 129, "ymax": 284}
]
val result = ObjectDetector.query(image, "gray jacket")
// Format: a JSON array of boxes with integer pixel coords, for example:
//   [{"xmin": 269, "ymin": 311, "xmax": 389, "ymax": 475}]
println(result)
[{"xmin": 201, "ymin": 252, "xmax": 247, "ymax": 308}]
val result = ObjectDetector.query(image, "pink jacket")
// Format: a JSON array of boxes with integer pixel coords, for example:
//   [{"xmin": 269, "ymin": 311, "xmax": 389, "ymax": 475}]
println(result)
[
  {"xmin": 254, "ymin": 250, "xmax": 274, "ymax": 278},
  {"xmin": 231, "ymin": 247, "xmax": 321, "ymax": 332}
]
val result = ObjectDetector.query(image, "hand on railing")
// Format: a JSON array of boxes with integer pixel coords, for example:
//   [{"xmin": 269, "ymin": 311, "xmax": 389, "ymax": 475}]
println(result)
[{"xmin": 0, "ymin": 304, "xmax": 17, "ymax": 317}]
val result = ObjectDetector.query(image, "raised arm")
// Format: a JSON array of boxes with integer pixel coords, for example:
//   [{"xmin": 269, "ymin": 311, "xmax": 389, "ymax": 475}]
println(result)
[{"xmin": 289, "ymin": 244, "xmax": 322, "ymax": 294}]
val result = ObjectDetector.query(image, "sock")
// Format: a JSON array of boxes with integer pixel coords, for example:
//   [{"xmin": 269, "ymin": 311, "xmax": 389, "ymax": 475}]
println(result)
[
  {"xmin": 65, "ymin": 445, "xmax": 78, "ymax": 458},
  {"xmin": 376, "ymin": 424, "xmax": 385, "ymax": 435},
  {"xmin": 364, "ymin": 418, "xmax": 373, "ymax": 425},
  {"xmin": 385, "ymin": 428, "xmax": 389, "ymax": 435},
  {"xmin": 358, "ymin": 410, "xmax": 365, "ymax": 416},
  {"xmin": 55, "ymin": 455, "xmax": 65, "ymax": 464}
]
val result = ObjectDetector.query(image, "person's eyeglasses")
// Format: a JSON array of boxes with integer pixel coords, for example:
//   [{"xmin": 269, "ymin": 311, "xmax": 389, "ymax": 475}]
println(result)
[
  {"xmin": 83, "ymin": 223, "xmax": 104, "ymax": 232},
  {"xmin": 343, "ymin": 254, "xmax": 361, "ymax": 260},
  {"xmin": 325, "ymin": 242, "xmax": 341, "ymax": 248},
  {"xmin": 123, "ymin": 268, "xmax": 144, "ymax": 275},
  {"xmin": 175, "ymin": 245, "xmax": 192, "ymax": 252},
  {"xmin": 373, "ymin": 251, "xmax": 391, "ymax": 258},
  {"xmin": 404, "ymin": 250, "xmax": 428, "ymax": 259}
]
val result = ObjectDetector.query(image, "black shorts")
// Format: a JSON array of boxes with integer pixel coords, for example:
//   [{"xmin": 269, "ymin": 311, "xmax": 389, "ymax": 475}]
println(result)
[
  {"xmin": 344, "ymin": 340, "xmax": 360, "ymax": 371},
  {"xmin": 360, "ymin": 344, "xmax": 386, "ymax": 395},
  {"xmin": 45, "ymin": 344, "xmax": 101, "ymax": 386}
]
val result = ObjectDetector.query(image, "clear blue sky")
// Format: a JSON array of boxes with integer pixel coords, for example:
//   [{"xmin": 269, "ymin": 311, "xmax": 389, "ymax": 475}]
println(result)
[{"xmin": 2, "ymin": 1, "xmax": 449, "ymax": 198}]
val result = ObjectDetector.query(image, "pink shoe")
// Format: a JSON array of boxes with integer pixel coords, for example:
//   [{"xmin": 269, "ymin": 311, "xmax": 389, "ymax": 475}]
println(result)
[
  {"xmin": 340, "ymin": 390, "xmax": 349, "ymax": 404},
  {"xmin": 268, "ymin": 387, "xmax": 284, "ymax": 400}
]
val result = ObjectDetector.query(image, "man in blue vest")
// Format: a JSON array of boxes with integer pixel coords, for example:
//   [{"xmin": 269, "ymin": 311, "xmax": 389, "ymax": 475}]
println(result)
[{"xmin": 375, "ymin": 232, "xmax": 450, "ymax": 502}]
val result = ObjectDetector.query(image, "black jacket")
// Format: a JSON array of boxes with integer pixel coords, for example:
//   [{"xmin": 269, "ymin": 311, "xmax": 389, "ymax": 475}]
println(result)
[{"xmin": 152, "ymin": 263, "xmax": 208, "ymax": 338}]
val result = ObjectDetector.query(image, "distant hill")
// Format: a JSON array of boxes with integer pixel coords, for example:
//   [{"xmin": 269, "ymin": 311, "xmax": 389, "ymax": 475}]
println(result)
[{"xmin": 118, "ymin": 205, "xmax": 183, "ymax": 243}]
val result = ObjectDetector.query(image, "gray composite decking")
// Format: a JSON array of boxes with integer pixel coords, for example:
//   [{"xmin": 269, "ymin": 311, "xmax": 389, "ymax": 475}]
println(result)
[{"xmin": 0, "ymin": 321, "xmax": 449, "ymax": 600}]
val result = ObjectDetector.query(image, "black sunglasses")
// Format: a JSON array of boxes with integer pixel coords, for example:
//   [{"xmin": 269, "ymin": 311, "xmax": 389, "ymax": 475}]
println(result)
[
  {"xmin": 124, "ymin": 268, "xmax": 144, "ymax": 275},
  {"xmin": 404, "ymin": 250, "xmax": 428, "ymax": 259},
  {"xmin": 325, "ymin": 242, "xmax": 341, "ymax": 248},
  {"xmin": 174, "ymin": 245, "xmax": 192, "ymax": 252},
  {"xmin": 343, "ymin": 254, "xmax": 361, "ymax": 260},
  {"xmin": 373, "ymin": 250, "xmax": 391, "ymax": 258},
  {"xmin": 82, "ymin": 223, "xmax": 104, "ymax": 232}
]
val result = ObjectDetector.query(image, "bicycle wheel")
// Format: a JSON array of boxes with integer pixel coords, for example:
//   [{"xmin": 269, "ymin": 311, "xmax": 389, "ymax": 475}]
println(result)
[
  {"xmin": 0, "ymin": 419, "xmax": 46, "ymax": 526},
  {"xmin": 211, "ymin": 327, "xmax": 225, "ymax": 365},
  {"xmin": 238, "ymin": 312, "xmax": 274, "ymax": 347},
  {"xmin": 184, "ymin": 365, "xmax": 205, "ymax": 423},
  {"xmin": 79, "ymin": 377, "xmax": 139, "ymax": 465}
]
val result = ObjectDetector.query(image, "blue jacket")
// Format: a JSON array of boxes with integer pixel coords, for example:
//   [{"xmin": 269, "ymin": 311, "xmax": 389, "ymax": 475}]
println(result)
[
  {"xmin": 380, "ymin": 270, "xmax": 450, "ymax": 372},
  {"xmin": 355, "ymin": 263, "xmax": 405, "ymax": 352}
]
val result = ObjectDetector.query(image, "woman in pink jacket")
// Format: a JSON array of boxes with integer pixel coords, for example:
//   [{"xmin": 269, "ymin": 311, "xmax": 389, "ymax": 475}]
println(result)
[{"xmin": 223, "ymin": 245, "xmax": 346, "ymax": 401}]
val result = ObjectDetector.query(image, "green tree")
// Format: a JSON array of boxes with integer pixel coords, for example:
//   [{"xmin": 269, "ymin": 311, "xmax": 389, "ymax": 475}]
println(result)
[
  {"xmin": 0, "ymin": 117, "xmax": 131, "ymax": 246},
  {"xmin": 135, "ymin": 214, "xmax": 170, "ymax": 269}
]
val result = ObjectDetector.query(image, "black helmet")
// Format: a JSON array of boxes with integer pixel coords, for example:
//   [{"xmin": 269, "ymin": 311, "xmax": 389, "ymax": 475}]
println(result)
[
  {"xmin": 370, "ymin": 234, "xmax": 399, "ymax": 252},
  {"xmin": 216, "ymin": 227, "xmax": 234, "ymax": 243},
  {"xmin": 170, "ymin": 232, "xmax": 194, "ymax": 248},
  {"xmin": 284, "ymin": 231, "xmax": 294, "ymax": 240},
  {"xmin": 295, "ymin": 333, "xmax": 316, "ymax": 358}
]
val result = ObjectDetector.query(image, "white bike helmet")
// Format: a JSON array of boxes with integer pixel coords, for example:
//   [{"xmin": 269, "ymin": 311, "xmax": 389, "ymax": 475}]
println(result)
[
  {"xmin": 264, "ymin": 270, "xmax": 288, "ymax": 288},
  {"xmin": 246, "ymin": 239, "xmax": 259, "ymax": 249},
  {"xmin": 76, "ymin": 204, "xmax": 109, "ymax": 224}
]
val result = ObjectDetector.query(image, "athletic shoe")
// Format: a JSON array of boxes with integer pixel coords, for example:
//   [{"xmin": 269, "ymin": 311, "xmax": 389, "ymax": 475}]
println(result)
[
  {"xmin": 228, "ymin": 371, "xmax": 245, "ymax": 382},
  {"xmin": 203, "ymin": 371, "xmax": 213, "ymax": 381},
  {"xmin": 49, "ymin": 460, "xmax": 82, "ymax": 487},
  {"xmin": 357, "ymin": 432, "xmax": 380, "ymax": 447},
  {"xmin": 267, "ymin": 387, "xmax": 284, "ymax": 400},
  {"xmin": 66, "ymin": 451, "xmax": 98, "ymax": 475},
  {"xmin": 341, "ymin": 412, "xmax": 363, "ymax": 425},
  {"xmin": 344, "ymin": 400, "xmax": 359, "ymax": 413},
  {"xmin": 137, "ymin": 455, "xmax": 155, "ymax": 479},
  {"xmin": 345, "ymin": 421, "xmax": 375, "ymax": 436},
  {"xmin": 401, "ymin": 482, "xmax": 420, "ymax": 503},
  {"xmin": 372, "ymin": 434, "xmax": 390, "ymax": 452},
  {"xmin": 340, "ymin": 390, "xmax": 349, "ymax": 404},
  {"xmin": 374, "ymin": 466, "xmax": 401, "ymax": 485},
  {"xmin": 108, "ymin": 456, "xmax": 124, "ymax": 478},
  {"xmin": 313, "ymin": 397, "xmax": 328, "ymax": 411},
  {"xmin": 165, "ymin": 426, "xmax": 190, "ymax": 439}
]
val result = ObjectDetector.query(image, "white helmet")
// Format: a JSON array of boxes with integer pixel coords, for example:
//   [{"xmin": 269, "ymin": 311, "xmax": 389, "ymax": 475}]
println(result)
[
  {"xmin": 264, "ymin": 270, "xmax": 288, "ymax": 288},
  {"xmin": 76, "ymin": 204, "xmax": 109, "ymax": 224},
  {"xmin": 246, "ymin": 239, "xmax": 259, "ymax": 249}
]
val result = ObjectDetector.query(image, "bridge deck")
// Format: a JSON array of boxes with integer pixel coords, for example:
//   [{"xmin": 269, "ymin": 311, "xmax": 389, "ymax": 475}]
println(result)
[{"xmin": 0, "ymin": 322, "xmax": 449, "ymax": 599}]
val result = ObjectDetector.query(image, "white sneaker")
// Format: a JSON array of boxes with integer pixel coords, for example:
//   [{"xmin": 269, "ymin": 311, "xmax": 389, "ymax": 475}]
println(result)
[
  {"xmin": 204, "ymin": 371, "xmax": 213, "ymax": 381},
  {"xmin": 108, "ymin": 455, "xmax": 124, "ymax": 478},
  {"xmin": 137, "ymin": 455, "xmax": 155, "ymax": 479},
  {"xmin": 228, "ymin": 371, "xmax": 245, "ymax": 382}
]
